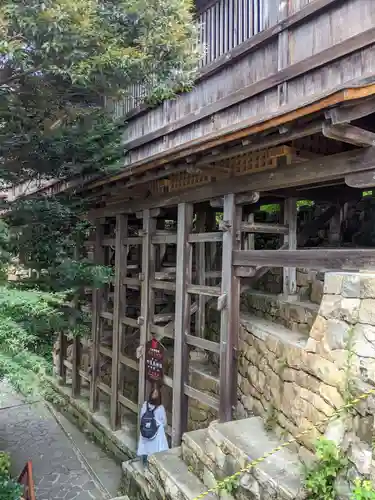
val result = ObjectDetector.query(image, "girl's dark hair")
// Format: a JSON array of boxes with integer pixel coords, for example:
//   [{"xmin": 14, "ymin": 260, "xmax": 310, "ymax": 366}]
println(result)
[{"xmin": 148, "ymin": 387, "xmax": 161, "ymax": 407}]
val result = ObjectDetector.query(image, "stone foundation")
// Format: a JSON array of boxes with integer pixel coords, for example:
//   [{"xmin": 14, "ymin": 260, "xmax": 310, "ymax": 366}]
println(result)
[
  {"xmin": 253, "ymin": 267, "xmax": 324, "ymax": 303},
  {"xmin": 237, "ymin": 272, "xmax": 375, "ymax": 479}
]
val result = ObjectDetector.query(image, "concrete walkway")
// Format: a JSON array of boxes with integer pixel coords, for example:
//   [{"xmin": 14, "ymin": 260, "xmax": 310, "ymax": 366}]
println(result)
[{"xmin": 0, "ymin": 381, "xmax": 122, "ymax": 500}]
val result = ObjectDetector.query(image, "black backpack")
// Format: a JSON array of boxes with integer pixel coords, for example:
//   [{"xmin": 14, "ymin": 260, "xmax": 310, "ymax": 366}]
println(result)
[{"xmin": 140, "ymin": 403, "xmax": 159, "ymax": 440}]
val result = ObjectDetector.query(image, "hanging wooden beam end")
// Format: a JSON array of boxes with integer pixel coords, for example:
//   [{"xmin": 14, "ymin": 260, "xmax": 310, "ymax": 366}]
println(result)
[
  {"xmin": 219, "ymin": 220, "xmax": 231, "ymax": 232},
  {"xmin": 137, "ymin": 316, "xmax": 145, "ymax": 326},
  {"xmin": 217, "ymin": 293, "xmax": 227, "ymax": 311}
]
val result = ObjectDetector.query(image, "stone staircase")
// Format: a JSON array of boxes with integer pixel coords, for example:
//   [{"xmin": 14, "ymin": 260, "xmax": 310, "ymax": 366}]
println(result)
[
  {"xmin": 242, "ymin": 289, "xmax": 319, "ymax": 336},
  {"xmin": 121, "ymin": 416, "xmax": 304, "ymax": 500}
]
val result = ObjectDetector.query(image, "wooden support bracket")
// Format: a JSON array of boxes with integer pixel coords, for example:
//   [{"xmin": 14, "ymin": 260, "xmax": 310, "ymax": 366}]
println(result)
[
  {"xmin": 217, "ymin": 293, "xmax": 227, "ymax": 311},
  {"xmin": 323, "ymin": 123, "xmax": 375, "ymax": 147},
  {"xmin": 345, "ymin": 169, "xmax": 375, "ymax": 188}
]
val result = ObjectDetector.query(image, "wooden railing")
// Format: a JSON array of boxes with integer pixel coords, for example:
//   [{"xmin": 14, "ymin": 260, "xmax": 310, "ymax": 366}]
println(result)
[{"xmin": 114, "ymin": 0, "xmax": 278, "ymax": 117}]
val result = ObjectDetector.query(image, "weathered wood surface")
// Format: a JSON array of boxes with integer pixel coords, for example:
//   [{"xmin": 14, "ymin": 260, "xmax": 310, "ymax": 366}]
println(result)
[
  {"xmin": 283, "ymin": 198, "xmax": 297, "ymax": 296},
  {"xmin": 138, "ymin": 210, "xmax": 156, "ymax": 409},
  {"xmin": 323, "ymin": 123, "xmax": 375, "ymax": 147},
  {"xmin": 241, "ymin": 222, "xmax": 289, "ymax": 234},
  {"xmin": 110, "ymin": 214, "xmax": 127, "ymax": 430},
  {"xmin": 172, "ymin": 202, "xmax": 193, "ymax": 447},
  {"xmin": 90, "ymin": 146, "xmax": 375, "ymax": 218},
  {"xmin": 345, "ymin": 169, "xmax": 375, "ymax": 188},
  {"xmin": 233, "ymin": 249, "xmax": 375, "ymax": 271},
  {"xmin": 121, "ymin": 0, "xmax": 375, "ymax": 169},
  {"xmin": 89, "ymin": 222, "xmax": 105, "ymax": 413},
  {"xmin": 126, "ymin": 26, "xmax": 375, "ymax": 153},
  {"xmin": 220, "ymin": 194, "xmax": 241, "ymax": 422}
]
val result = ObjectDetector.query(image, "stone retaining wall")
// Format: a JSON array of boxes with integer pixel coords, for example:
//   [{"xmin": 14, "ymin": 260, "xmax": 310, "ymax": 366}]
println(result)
[
  {"xmin": 253, "ymin": 267, "xmax": 325, "ymax": 303},
  {"xmin": 237, "ymin": 272, "xmax": 375, "ymax": 475}
]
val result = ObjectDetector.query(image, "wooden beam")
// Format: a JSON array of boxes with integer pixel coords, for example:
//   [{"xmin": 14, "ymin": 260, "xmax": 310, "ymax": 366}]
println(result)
[
  {"xmin": 90, "ymin": 222, "xmax": 105, "ymax": 413},
  {"xmin": 110, "ymin": 214, "xmax": 128, "ymax": 430},
  {"xmin": 124, "ymin": 27, "xmax": 375, "ymax": 152},
  {"xmin": 188, "ymin": 232, "xmax": 223, "ymax": 243},
  {"xmin": 326, "ymin": 95, "xmax": 375, "ymax": 124},
  {"xmin": 210, "ymin": 192, "xmax": 260, "ymax": 208},
  {"xmin": 185, "ymin": 334, "xmax": 220, "ymax": 354},
  {"xmin": 345, "ymin": 169, "xmax": 375, "ymax": 188},
  {"xmin": 219, "ymin": 194, "xmax": 241, "ymax": 422},
  {"xmin": 89, "ymin": 124, "xmax": 322, "ymax": 205},
  {"xmin": 138, "ymin": 210, "xmax": 156, "ymax": 409},
  {"xmin": 186, "ymin": 285, "xmax": 221, "ymax": 296},
  {"xmin": 90, "ymin": 147, "xmax": 375, "ymax": 218},
  {"xmin": 119, "ymin": 353, "xmax": 139, "ymax": 372},
  {"xmin": 195, "ymin": 210, "xmax": 206, "ymax": 339},
  {"xmin": 240, "ymin": 222, "xmax": 289, "ymax": 235},
  {"xmin": 233, "ymin": 249, "xmax": 375, "ymax": 271},
  {"xmin": 283, "ymin": 198, "xmax": 297, "ymax": 296},
  {"xmin": 172, "ymin": 202, "xmax": 193, "ymax": 447},
  {"xmin": 323, "ymin": 123, "xmax": 375, "ymax": 147},
  {"xmin": 118, "ymin": 394, "xmax": 138, "ymax": 414},
  {"xmin": 184, "ymin": 384, "xmax": 220, "ymax": 412}
]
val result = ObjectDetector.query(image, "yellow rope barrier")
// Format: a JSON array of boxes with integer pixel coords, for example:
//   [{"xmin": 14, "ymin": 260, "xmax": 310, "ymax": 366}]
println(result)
[{"xmin": 192, "ymin": 387, "xmax": 375, "ymax": 500}]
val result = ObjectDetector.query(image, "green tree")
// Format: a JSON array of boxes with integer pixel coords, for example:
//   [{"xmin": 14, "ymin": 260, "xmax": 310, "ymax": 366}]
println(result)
[{"xmin": 0, "ymin": 0, "xmax": 199, "ymax": 290}]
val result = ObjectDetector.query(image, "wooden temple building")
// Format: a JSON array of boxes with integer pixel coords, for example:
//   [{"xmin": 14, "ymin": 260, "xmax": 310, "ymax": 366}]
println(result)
[{"xmin": 26, "ymin": 0, "xmax": 375, "ymax": 458}]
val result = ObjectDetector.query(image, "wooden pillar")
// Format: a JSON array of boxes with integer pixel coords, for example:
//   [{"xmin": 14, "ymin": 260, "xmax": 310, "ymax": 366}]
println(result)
[
  {"xmin": 71, "ymin": 338, "xmax": 81, "ymax": 398},
  {"xmin": 89, "ymin": 221, "xmax": 105, "ymax": 413},
  {"xmin": 219, "ymin": 194, "xmax": 241, "ymax": 422},
  {"xmin": 172, "ymin": 202, "xmax": 193, "ymax": 447},
  {"xmin": 283, "ymin": 198, "xmax": 297, "ymax": 296},
  {"xmin": 138, "ymin": 210, "xmax": 156, "ymax": 409},
  {"xmin": 72, "ymin": 247, "xmax": 81, "ymax": 398},
  {"xmin": 195, "ymin": 210, "xmax": 206, "ymax": 338},
  {"xmin": 245, "ymin": 213, "xmax": 255, "ymax": 250},
  {"xmin": 110, "ymin": 214, "xmax": 128, "ymax": 430},
  {"xmin": 329, "ymin": 205, "xmax": 342, "ymax": 246},
  {"xmin": 58, "ymin": 332, "xmax": 67, "ymax": 385}
]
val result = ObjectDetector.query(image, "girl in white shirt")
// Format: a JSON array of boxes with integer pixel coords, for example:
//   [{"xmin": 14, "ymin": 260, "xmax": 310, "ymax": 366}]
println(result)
[{"xmin": 137, "ymin": 387, "xmax": 169, "ymax": 465}]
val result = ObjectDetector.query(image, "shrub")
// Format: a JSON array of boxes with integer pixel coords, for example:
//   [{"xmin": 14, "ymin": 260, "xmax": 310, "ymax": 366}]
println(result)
[
  {"xmin": 304, "ymin": 438, "xmax": 347, "ymax": 500},
  {"xmin": 352, "ymin": 479, "xmax": 375, "ymax": 500}
]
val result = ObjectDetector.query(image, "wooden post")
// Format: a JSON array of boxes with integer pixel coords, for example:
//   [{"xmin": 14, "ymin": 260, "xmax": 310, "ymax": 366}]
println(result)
[
  {"xmin": 328, "ymin": 205, "xmax": 342, "ymax": 246},
  {"xmin": 58, "ymin": 332, "xmax": 67, "ymax": 385},
  {"xmin": 72, "ymin": 246, "xmax": 81, "ymax": 398},
  {"xmin": 195, "ymin": 210, "xmax": 206, "ymax": 338},
  {"xmin": 110, "ymin": 215, "xmax": 128, "ymax": 430},
  {"xmin": 138, "ymin": 210, "xmax": 156, "ymax": 409},
  {"xmin": 71, "ymin": 338, "xmax": 81, "ymax": 398},
  {"xmin": 172, "ymin": 202, "xmax": 193, "ymax": 447},
  {"xmin": 89, "ymin": 221, "xmax": 105, "ymax": 413},
  {"xmin": 219, "ymin": 194, "xmax": 241, "ymax": 422},
  {"xmin": 283, "ymin": 198, "xmax": 297, "ymax": 296},
  {"xmin": 245, "ymin": 213, "xmax": 255, "ymax": 250}
]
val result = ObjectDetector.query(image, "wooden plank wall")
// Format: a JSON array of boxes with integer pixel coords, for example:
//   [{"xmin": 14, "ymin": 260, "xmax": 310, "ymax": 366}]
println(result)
[{"xmin": 123, "ymin": 0, "xmax": 375, "ymax": 167}]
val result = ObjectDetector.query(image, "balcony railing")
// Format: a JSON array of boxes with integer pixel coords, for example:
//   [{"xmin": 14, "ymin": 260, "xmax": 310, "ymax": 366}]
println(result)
[{"xmin": 112, "ymin": 0, "xmax": 279, "ymax": 118}]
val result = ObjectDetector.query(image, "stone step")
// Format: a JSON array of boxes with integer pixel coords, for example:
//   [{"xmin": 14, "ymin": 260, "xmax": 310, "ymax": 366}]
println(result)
[
  {"xmin": 240, "ymin": 313, "xmax": 309, "ymax": 349},
  {"xmin": 205, "ymin": 417, "xmax": 304, "ymax": 499},
  {"xmin": 243, "ymin": 290, "xmax": 319, "ymax": 335},
  {"xmin": 182, "ymin": 428, "xmax": 214, "ymax": 482},
  {"xmin": 148, "ymin": 447, "xmax": 219, "ymax": 500}
]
